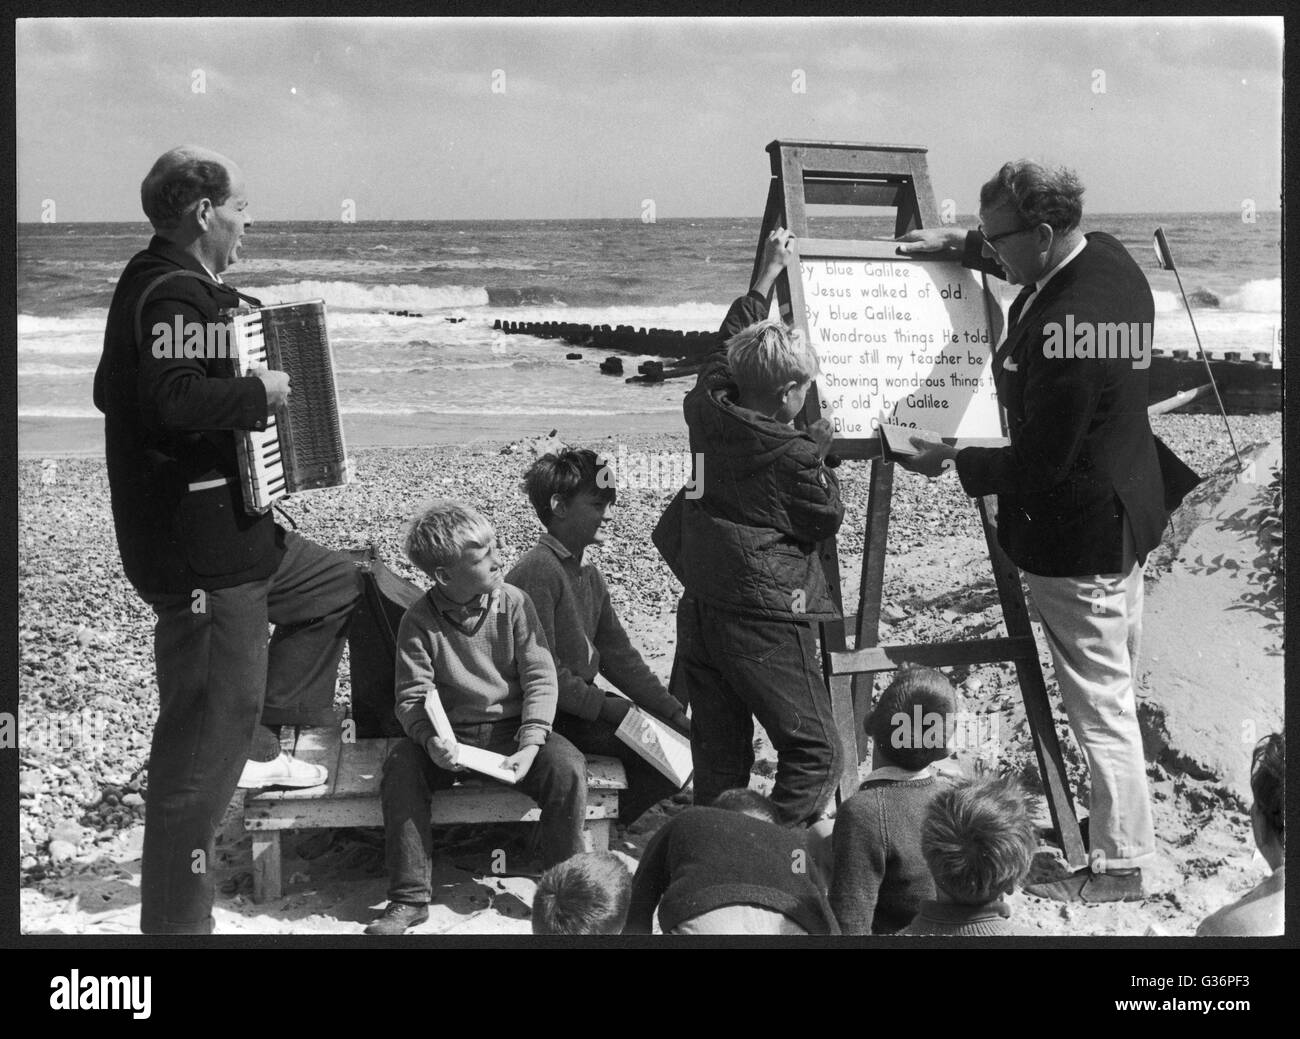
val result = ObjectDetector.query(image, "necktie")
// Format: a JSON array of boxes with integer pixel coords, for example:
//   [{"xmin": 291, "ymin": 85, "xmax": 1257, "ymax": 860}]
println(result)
[
  {"xmin": 998, "ymin": 284, "xmax": 1038, "ymax": 351},
  {"xmin": 1006, "ymin": 284, "xmax": 1037, "ymax": 331}
]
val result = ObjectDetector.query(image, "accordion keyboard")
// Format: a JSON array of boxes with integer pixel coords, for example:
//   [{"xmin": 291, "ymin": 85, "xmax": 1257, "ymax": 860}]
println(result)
[
  {"xmin": 230, "ymin": 309, "xmax": 290, "ymax": 508},
  {"xmin": 226, "ymin": 299, "xmax": 351, "ymax": 514}
]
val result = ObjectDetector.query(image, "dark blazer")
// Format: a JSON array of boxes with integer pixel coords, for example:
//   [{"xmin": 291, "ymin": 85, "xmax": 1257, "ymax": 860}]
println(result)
[
  {"xmin": 93, "ymin": 236, "xmax": 285, "ymax": 594},
  {"xmin": 954, "ymin": 231, "xmax": 1194, "ymax": 577}
]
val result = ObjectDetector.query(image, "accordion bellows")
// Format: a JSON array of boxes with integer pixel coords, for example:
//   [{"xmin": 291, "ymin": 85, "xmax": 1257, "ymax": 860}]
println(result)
[{"xmin": 227, "ymin": 300, "xmax": 352, "ymax": 513}]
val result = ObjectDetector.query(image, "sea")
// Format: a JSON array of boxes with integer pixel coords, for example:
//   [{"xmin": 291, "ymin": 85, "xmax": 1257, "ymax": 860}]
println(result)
[{"xmin": 15, "ymin": 214, "xmax": 1282, "ymax": 436}]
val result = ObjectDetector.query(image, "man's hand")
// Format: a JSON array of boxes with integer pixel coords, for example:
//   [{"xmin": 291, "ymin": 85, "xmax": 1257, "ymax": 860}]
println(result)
[
  {"xmin": 895, "ymin": 227, "xmax": 968, "ymax": 257},
  {"xmin": 425, "ymin": 735, "xmax": 462, "ymax": 772},
  {"xmin": 895, "ymin": 436, "xmax": 959, "ymax": 479},
  {"xmin": 254, "ymin": 367, "xmax": 291, "ymax": 412},
  {"xmin": 752, "ymin": 227, "xmax": 798, "ymax": 297},
  {"xmin": 667, "ymin": 709, "xmax": 692, "ymax": 738},
  {"xmin": 502, "ymin": 744, "xmax": 539, "ymax": 781},
  {"xmin": 598, "ymin": 694, "xmax": 634, "ymax": 727}
]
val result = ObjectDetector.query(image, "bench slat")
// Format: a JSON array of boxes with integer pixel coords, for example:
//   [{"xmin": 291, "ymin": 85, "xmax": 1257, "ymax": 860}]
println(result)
[{"xmin": 245, "ymin": 790, "xmax": 621, "ymax": 830}]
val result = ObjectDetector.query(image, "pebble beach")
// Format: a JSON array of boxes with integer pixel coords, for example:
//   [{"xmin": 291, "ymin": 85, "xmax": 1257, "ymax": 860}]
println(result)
[{"xmin": 16, "ymin": 409, "xmax": 1283, "ymax": 936}]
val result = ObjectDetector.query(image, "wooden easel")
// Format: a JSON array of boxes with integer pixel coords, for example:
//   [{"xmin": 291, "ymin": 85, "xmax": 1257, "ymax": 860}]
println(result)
[{"xmin": 752, "ymin": 140, "xmax": 1086, "ymax": 867}]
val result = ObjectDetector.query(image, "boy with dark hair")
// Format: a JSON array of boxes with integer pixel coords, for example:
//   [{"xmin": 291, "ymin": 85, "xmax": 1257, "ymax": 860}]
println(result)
[
  {"xmin": 830, "ymin": 666, "xmax": 956, "ymax": 934},
  {"xmin": 508, "ymin": 447, "xmax": 690, "ymax": 825},
  {"xmin": 654, "ymin": 228, "xmax": 845, "ymax": 827},
  {"xmin": 899, "ymin": 775, "xmax": 1036, "ymax": 936},
  {"xmin": 366, "ymin": 500, "xmax": 588, "ymax": 935},
  {"xmin": 531, "ymin": 852, "xmax": 632, "ymax": 935},
  {"xmin": 625, "ymin": 789, "xmax": 839, "ymax": 935},
  {"xmin": 1197, "ymin": 732, "xmax": 1284, "ymax": 936}
]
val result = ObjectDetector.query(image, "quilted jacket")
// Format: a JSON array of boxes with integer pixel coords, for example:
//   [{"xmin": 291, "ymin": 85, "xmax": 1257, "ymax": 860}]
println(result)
[{"xmin": 653, "ymin": 292, "xmax": 845, "ymax": 620}]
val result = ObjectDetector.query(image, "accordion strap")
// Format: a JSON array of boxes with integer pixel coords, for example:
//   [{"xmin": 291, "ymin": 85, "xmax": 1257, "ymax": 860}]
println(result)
[{"xmin": 132, "ymin": 268, "xmax": 262, "ymax": 349}]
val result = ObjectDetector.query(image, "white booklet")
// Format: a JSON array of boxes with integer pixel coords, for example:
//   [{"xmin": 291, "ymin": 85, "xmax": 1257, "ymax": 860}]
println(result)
[
  {"xmin": 615, "ymin": 706, "xmax": 694, "ymax": 789},
  {"xmin": 423, "ymin": 689, "xmax": 519, "ymax": 785}
]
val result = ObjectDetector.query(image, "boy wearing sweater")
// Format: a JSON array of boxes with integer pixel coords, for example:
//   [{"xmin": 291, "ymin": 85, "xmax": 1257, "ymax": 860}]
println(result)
[
  {"xmin": 625, "ymin": 789, "xmax": 839, "ymax": 935},
  {"xmin": 508, "ymin": 448, "xmax": 691, "ymax": 825},
  {"xmin": 830, "ymin": 666, "xmax": 955, "ymax": 934},
  {"xmin": 653, "ymin": 228, "xmax": 845, "ymax": 826},
  {"xmin": 899, "ymin": 775, "xmax": 1037, "ymax": 936},
  {"xmin": 365, "ymin": 500, "xmax": 587, "ymax": 935}
]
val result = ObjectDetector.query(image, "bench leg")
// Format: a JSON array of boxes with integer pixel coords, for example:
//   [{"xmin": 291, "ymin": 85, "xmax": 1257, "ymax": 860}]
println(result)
[
  {"xmin": 582, "ymin": 820, "xmax": 612, "ymax": 853},
  {"xmin": 251, "ymin": 831, "xmax": 282, "ymax": 903}
]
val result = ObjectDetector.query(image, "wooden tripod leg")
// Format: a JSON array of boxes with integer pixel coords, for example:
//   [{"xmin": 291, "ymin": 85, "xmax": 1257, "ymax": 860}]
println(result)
[
  {"xmin": 822, "ymin": 459, "xmax": 894, "ymax": 803},
  {"xmin": 820, "ymin": 544, "xmax": 859, "ymax": 802},
  {"xmin": 976, "ymin": 496, "xmax": 1087, "ymax": 868},
  {"xmin": 852, "ymin": 459, "xmax": 894, "ymax": 753}
]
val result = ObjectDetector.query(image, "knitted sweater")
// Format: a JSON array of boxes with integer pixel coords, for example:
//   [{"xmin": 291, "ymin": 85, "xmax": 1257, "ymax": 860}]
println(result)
[
  {"xmin": 897, "ymin": 899, "xmax": 1026, "ymax": 936},
  {"xmin": 625, "ymin": 807, "xmax": 840, "ymax": 935},
  {"xmin": 393, "ymin": 583, "xmax": 556, "ymax": 750},
  {"xmin": 829, "ymin": 772, "xmax": 942, "ymax": 934},
  {"xmin": 506, "ymin": 534, "xmax": 681, "ymax": 722}
]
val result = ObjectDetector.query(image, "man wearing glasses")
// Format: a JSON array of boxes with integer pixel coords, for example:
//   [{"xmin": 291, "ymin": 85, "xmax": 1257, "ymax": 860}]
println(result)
[{"xmin": 892, "ymin": 160, "xmax": 1198, "ymax": 904}]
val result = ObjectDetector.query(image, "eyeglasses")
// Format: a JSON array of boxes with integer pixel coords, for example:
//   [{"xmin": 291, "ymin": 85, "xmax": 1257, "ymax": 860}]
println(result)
[{"xmin": 979, "ymin": 224, "xmax": 1035, "ymax": 250}]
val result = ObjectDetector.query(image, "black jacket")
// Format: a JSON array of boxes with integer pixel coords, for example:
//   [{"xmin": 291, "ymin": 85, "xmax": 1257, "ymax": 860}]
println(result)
[
  {"xmin": 954, "ymin": 231, "xmax": 1199, "ymax": 577},
  {"xmin": 93, "ymin": 236, "xmax": 284, "ymax": 593},
  {"xmin": 653, "ymin": 292, "xmax": 844, "ymax": 620}
]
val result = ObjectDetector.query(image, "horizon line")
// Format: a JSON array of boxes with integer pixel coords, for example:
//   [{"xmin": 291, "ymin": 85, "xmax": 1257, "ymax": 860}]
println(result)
[{"xmin": 15, "ymin": 209, "xmax": 1281, "ymax": 226}]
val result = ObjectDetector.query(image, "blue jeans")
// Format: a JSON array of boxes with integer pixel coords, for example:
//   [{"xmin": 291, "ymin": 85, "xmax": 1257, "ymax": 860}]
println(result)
[
  {"xmin": 670, "ymin": 595, "xmax": 841, "ymax": 826},
  {"xmin": 380, "ymin": 723, "xmax": 587, "ymax": 905}
]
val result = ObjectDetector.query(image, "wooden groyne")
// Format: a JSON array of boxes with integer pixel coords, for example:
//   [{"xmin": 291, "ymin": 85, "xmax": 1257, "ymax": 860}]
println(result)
[
  {"xmin": 493, "ymin": 319, "xmax": 718, "ymax": 360},
  {"xmin": 493, "ymin": 319, "xmax": 1280, "ymax": 411}
]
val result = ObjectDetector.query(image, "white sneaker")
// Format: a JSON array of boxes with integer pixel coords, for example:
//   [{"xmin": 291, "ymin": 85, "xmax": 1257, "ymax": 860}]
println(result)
[{"xmin": 238, "ymin": 752, "xmax": 328, "ymax": 790}]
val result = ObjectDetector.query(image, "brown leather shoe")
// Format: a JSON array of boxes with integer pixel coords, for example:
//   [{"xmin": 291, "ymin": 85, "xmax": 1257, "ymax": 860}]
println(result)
[{"xmin": 1025, "ymin": 867, "xmax": 1144, "ymax": 904}]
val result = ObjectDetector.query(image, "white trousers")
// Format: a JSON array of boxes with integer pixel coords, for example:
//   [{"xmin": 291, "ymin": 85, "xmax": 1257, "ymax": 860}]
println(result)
[{"xmin": 1021, "ymin": 521, "xmax": 1156, "ymax": 871}]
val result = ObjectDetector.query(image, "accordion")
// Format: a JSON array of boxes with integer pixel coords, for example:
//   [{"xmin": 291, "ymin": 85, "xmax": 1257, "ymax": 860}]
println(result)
[{"xmin": 224, "ymin": 299, "xmax": 353, "ymax": 514}]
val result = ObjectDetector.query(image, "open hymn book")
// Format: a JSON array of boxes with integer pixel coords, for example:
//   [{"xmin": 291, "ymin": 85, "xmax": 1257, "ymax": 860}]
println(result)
[
  {"xmin": 615, "ymin": 705, "xmax": 693, "ymax": 788},
  {"xmin": 423, "ymin": 689, "xmax": 520, "ymax": 785}
]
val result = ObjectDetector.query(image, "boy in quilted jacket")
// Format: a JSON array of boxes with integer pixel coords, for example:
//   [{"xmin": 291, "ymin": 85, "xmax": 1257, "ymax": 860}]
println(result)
[{"xmin": 653, "ymin": 228, "xmax": 844, "ymax": 826}]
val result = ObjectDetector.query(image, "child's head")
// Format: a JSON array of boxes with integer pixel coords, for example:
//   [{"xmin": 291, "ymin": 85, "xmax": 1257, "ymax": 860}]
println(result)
[
  {"xmin": 1250, "ymin": 732, "xmax": 1284, "ymax": 865},
  {"xmin": 531, "ymin": 852, "xmax": 631, "ymax": 935},
  {"xmin": 864, "ymin": 665, "xmax": 958, "ymax": 772},
  {"xmin": 404, "ymin": 499, "xmax": 501, "ymax": 599},
  {"xmin": 711, "ymin": 787, "xmax": 781, "ymax": 824},
  {"xmin": 523, "ymin": 448, "xmax": 616, "ymax": 549},
  {"xmin": 726, "ymin": 320, "xmax": 819, "ymax": 423},
  {"xmin": 921, "ymin": 775, "xmax": 1035, "ymax": 905}
]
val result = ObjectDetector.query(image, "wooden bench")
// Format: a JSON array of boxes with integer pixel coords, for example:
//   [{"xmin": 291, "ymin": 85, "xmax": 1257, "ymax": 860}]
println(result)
[{"xmin": 243, "ymin": 725, "xmax": 627, "ymax": 902}]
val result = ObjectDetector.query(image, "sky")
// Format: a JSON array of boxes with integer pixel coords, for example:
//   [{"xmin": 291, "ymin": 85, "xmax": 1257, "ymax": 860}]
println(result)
[{"xmin": 15, "ymin": 16, "xmax": 1284, "ymax": 221}]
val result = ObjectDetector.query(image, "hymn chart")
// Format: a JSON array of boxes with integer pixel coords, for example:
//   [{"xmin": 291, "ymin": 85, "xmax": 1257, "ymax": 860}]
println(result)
[{"xmin": 800, "ymin": 256, "xmax": 1003, "ymax": 442}]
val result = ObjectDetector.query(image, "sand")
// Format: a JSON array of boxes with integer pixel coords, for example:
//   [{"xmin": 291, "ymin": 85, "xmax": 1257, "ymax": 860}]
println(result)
[{"xmin": 15, "ymin": 411, "xmax": 1285, "ymax": 939}]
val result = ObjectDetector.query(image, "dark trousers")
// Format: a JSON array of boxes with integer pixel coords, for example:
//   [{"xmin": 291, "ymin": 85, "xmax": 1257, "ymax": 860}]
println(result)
[
  {"xmin": 380, "ymin": 725, "xmax": 588, "ymax": 905},
  {"xmin": 553, "ymin": 713, "xmax": 681, "ymax": 825},
  {"xmin": 670, "ymin": 594, "xmax": 841, "ymax": 827},
  {"xmin": 137, "ymin": 532, "xmax": 361, "ymax": 934}
]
